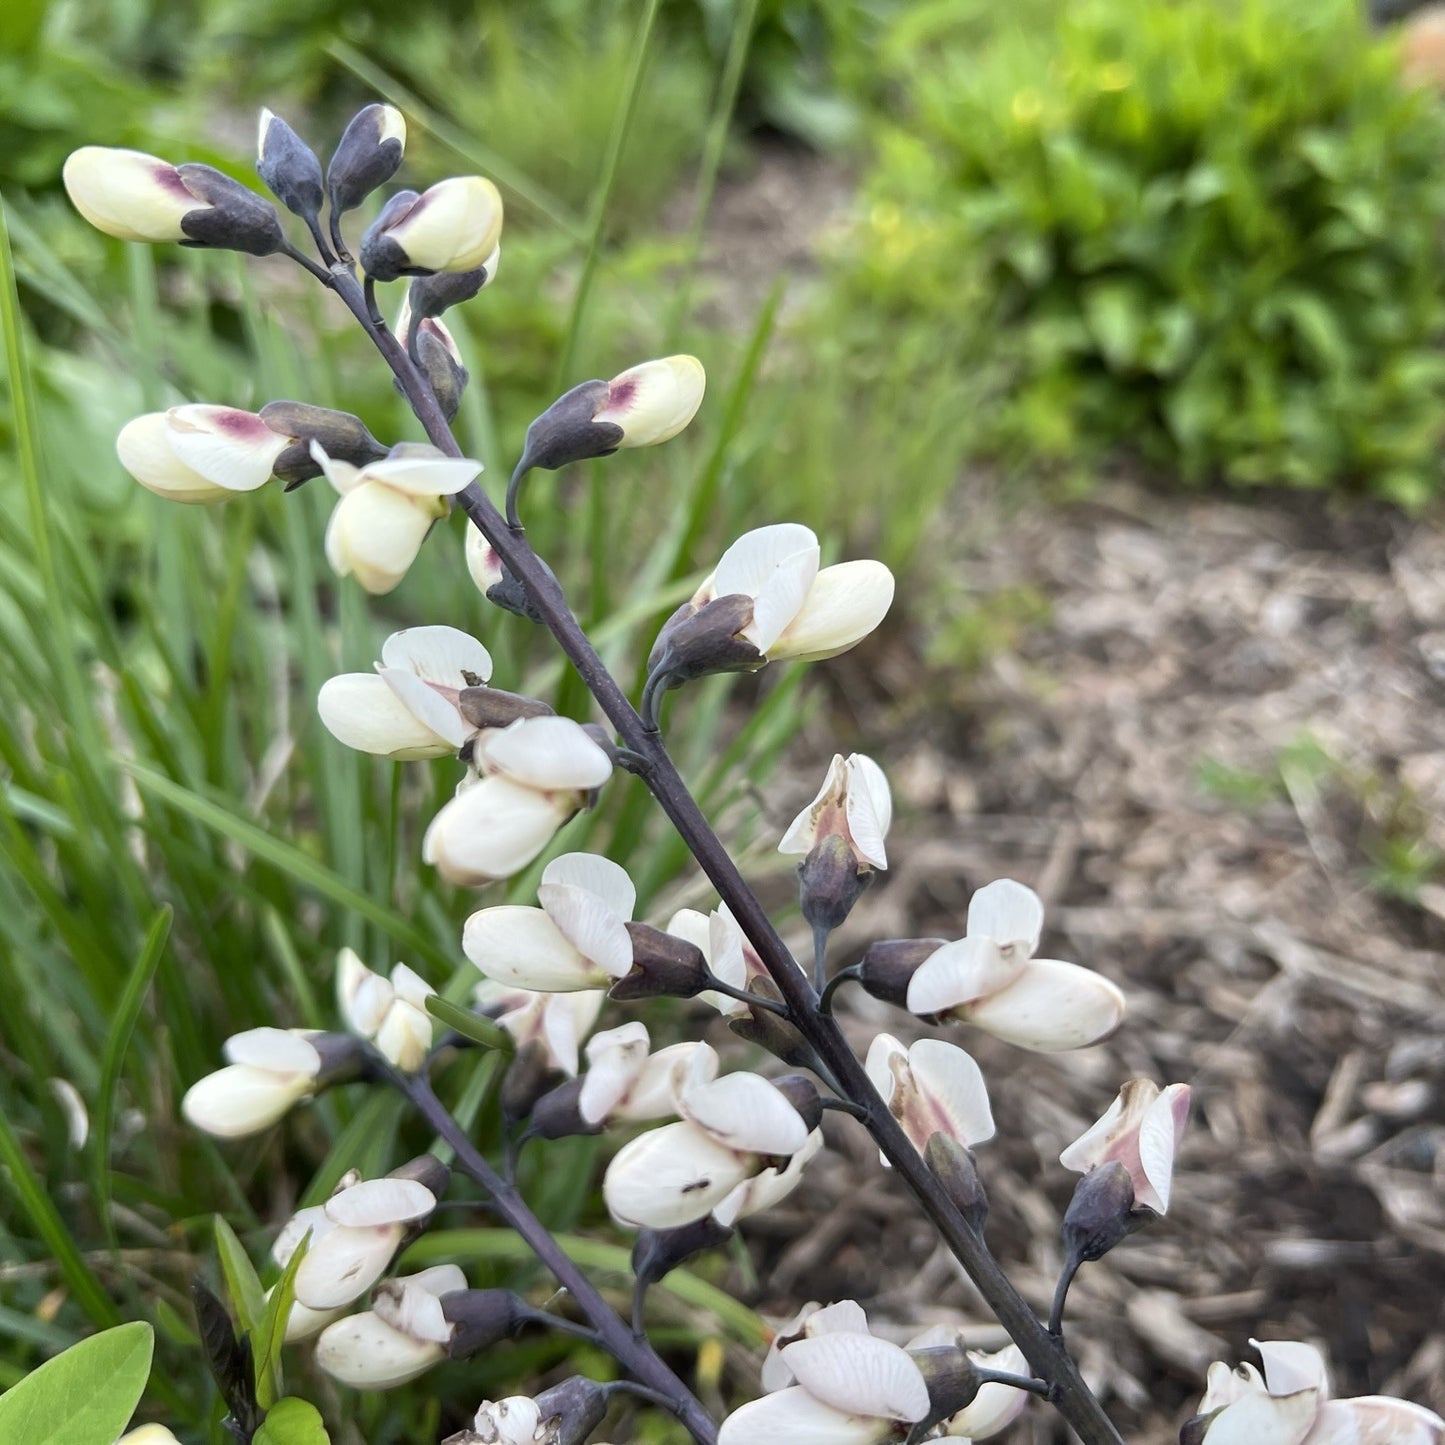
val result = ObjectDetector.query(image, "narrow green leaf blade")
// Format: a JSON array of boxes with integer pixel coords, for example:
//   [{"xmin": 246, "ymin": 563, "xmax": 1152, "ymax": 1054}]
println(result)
[{"xmin": 213, "ymin": 1216, "xmax": 266, "ymax": 1340}]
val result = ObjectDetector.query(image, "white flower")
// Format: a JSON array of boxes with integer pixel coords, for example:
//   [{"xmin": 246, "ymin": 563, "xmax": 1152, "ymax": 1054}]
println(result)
[
  {"xmin": 313, "ymin": 441, "xmax": 480, "ymax": 595},
  {"xmin": 424, "ymin": 722, "xmax": 613, "ymax": 886},
  {"xmin": 335, "ymin": 949, "xmax": 435, "ymax": 1073},
  {"xmin": 666, "ymin": 902, "xmax": 771, "ymax": 1018},
  {"xmin": 314, "ymin": 1265, "xmax": 466, "ymax": 1390},
  {"xmin": 721, "ymin": 1301, "xmax": 930, "ymax": 1445},
  {"xmin": 269, "ymin": 1198, "xmax": 346, "ymax": 1342},
  {"xmin": 906, "ymin": 879, "xmax": 1126, "ymax": 1052},
  {"xmin": 603, "ymin": 1045, "xmax": 809, "ymax": 1229},
  {"xmin": 463, "ymin": 852, "xmax": 634, "ymax": 990},
  {"xmin": 1195, "ymin": 1340, "xmax": 1444, "ymax": 1444},
  {"xmin": 472, "ymin": 1396, "xmax": 542, "ymax": 1445},
  {"xmin": 577, "ymin": 1023, "xmax": 703, "ymax": 1127},
  {"xmin": 292, "ymin": 1174, "xmax": 439, "ymax": 1312},
  {"xmin": 592, "ymin": 356, "xmax": 706, "ymax": 448},
  {"xmin": 864, "ymin": 1034, "xmax": 995, "ymax": 1163},
  {"xmin": 318, "ymin": 625, "xmax": 493, "ymax": 761},
  {"xmin": 476, "ymin": 981, "xmax": 604, "ymax": 1077},
  {"xmin": 63, "ymin": 147, "xmax": 207, "ymax": 242},
  {"xmin": 1059, "ymin": 1079, "xmax": 1191, "ymax": 1215},
  {"xmin": 116, "ymin": 406, "xmax": 291, "ymax": 504},
  {"xmin": 714, "ymin": 1127, "xmax": 824, "ymax": 1226},
  {"xmin": 362, "ymin": 176, "xmax": 504, "ymax": 278},
  {"xmin": 181, "ymin": 1029, "xmax": 321, "ymax": 1139},
  {"xmin": 684, "ymin": 523, "xmax": 895, "ymax": 664},
  {"xmin": 779, "ymin": 752, "xmax": 892, "ymax": 871}
]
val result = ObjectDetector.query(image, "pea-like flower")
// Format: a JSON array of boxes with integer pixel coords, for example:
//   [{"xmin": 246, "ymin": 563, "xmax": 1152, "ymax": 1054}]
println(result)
[
  {"xmin": 603, "ymin": 1044, "xmax": 810, "ymax": 1229},
  {"xmin": 63, "ymin": 146, "xmax": 283, "ymax": 254},
  {"xmin": 327, "ymin": 103, "xmax": 406, "ymax": 216},
  {"xmin": 1059, "ymin": 1078, "xmax": 1191, "ymax": 1215},
  {"xmin": 360, "ymin": 176, "xmax": 504, "ymax": 281},
  {"xmin": 318, "ymin": 625, "xmax": 493, "ymax": 760},
  {"xmin": 665, "ymin": 902, "xmax": 773, "ymax": 1018},
  {"xmin": 463, "ymin": 852, "xmax": 635, "ymax": 990},
  {"xmin": 576, "ymin": 1023, "xmax": 703, "ymax": 1127},
  {"xmin": 424, "ymin": 723, "xmax": 613, "ymax": 886},
  {"xmin": 116, "ymin": 406, "xmax": 291, "ymax": 504},
  {"xmin": 906, "ymin": 879, "xmax": 1126, "ymax": 1052},
  {"xmin": 291, "ymin": 1167, "xmax": 443, "ymax": 1312},
  {"xmin": 335, "ymin": 949, "xmax": 435, "ymax": 1073},
  {"xmin": 864, "ymin": 1033, "xmax": 996, "ymax": 1162},
  {"xmin": 721, "ymin": 1300, "xmax": 931, "ymax": 1445},
  {"xmin": 314, "ymin": 1264, "xmax": 468, "ymax": 1389},
  {"xmin": 903, "ymin": 1329, "xmax": 1030, "ymax": 1440},
  {"xmin": 780, "ymin": 752, "xmax": 892, "ymax": 871},
  {"xmin": 1191, "ymin": 1339, "xmax": 1444, "ymax": 1444},
  {"xmin": 713, "ymin": 1127, "xmax": 824, "ymax": 1227},
  {"xmin": 181, "ymin": 1028, "xmax": 321, "ymax": 1139},
  {"xmin": 477, "ymin": 981, "xmax": 604, "ymax": 1077},
  {"xmin": 312, "ymin": 441, "xmax": 480, "ymax": 595}
]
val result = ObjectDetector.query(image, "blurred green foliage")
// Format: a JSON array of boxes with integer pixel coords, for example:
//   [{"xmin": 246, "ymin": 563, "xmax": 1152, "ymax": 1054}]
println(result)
[{"xmin": 835, "ymin": 0, "xmax": 1445, "ymax": 504}]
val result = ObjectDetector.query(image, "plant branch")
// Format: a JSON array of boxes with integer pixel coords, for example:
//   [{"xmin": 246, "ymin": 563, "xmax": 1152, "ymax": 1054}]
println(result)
[
  {"xmin": 384, "ymin": 1061, "xmax": 718, "ymax": 1444},
  {"xmin": 334, "ymin": 266, "xmax": 1124, "ymax": 1445}
]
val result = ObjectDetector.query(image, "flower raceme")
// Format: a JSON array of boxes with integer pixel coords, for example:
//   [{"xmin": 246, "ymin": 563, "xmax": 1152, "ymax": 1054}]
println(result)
[
  {"xmin": 63, "ymin": 146, "xmax": 283, "ymax": 254},
  {"xmin": 360, "ymin": 175, "xmax": 504, "ymax": 282},
  {"xmin": 906, "ymin": 878, "xmax": 1126, "ymax": 1051},
  {"xmin": 312, "ymin": 441, "xmax": 480, "ymax": 595},
  {"xmin": 1190, "ymin": 1339, "xmax": 1444, "ymax": 1444},
  {"xmin": 180, "ymin": 1028, "xmax": 321, "ymax": 1139},
  {"xmin": 1060, "ymin": 1078, "xmax": 1192, "ymax": 1216},
  {"xmin": 425, "ymin": 732, "xmax": 613, "ymax": 885},
  {"xmin": 463, "ymin": 852, "xmax": 636, "ymax": 990},
  {"xmin": 315, "ymin": 1264, "xmax": 468, "ymax": 1389},
  {"xmin": 602, "ymin": 1044, "xmax": 812, "ymax": 1229},
  {"xmin": 722, "ymin": 1301, "xmax": 932, "ymax": 1445},
  {"xmin": 318, "ymin": 625, "xmax": 495, "ymax": 760},
  {"xmin": 335, "ymin": 949, "xmax": 435, "ymax": 1073}
]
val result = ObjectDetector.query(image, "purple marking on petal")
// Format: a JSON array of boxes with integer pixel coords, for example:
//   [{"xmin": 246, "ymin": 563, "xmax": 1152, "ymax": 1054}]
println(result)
[
  {"xmin": 606, "ymin": 377, "xmax": 639, "ymax": 412},
  {"xmin": 213, "ymin": 409, "xmax": 273, "ymax": 440},
  {"xmin": 151, "ymin": 161, "xmax": 198, "ymax": 202}
]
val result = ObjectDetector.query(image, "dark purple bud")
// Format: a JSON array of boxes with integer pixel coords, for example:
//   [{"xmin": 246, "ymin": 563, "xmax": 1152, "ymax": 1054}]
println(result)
[
  {"xmin": 1179, "ymin": 1415, "xmax": 1213, "ymax": 1445},
  {"xmin": 357, "ymin": 189, "xmax": 421, "ymax": 281},
  {"xmin": 260, "ymin": 400, "xmax": 387, "ymax": 486},
  {"xmin": 457, "ymin": 685, "xmax": 554, "ymax": 732},
  {"xmin": 327, "ymin": 103, "xmax": 407, "ymax": 216},
  {"xmin": 517, "ymin": 379, "xmax": 623, "ymax": 472},
  {"xmin": 648, "ymin": 594, "xmax": 765, "ymax": 686},
  {"xmin": 174, "ymin": 165, "xmax": 285, "ymax": 256},
  {"xmin": 910, "ymin": 1343, "xmax": 984, "ymax": 1426},
  {"xmin": 609, "ymin": 922, "xmax": 710, "ymax": 1002},
  {"xmin": 729, "ymin": 980, "xmax": 811, "ymax": 1068},
  {"xmin": 529, "ymin": 1077, "xmax": 601, "ymax": 1141},
  {"xmin": 798, "ymin": 833, "xmax": 872, "ymax": 935},
  {"xmin": 501, "ymin": 1040, "xmax": 560, "ymax": 1127},
  {"xmin": 926, "ymin": 1133, "xmax": 989, "ymax": 1233},
  {"xmin": 309, "ymin": 1031, "xmax": 369, "ymax": 1089},
  {"xmin": 408, "ymin": 264, "xmax": 493, "ymax": 322},
  {"xmin": 631, "ymin": 1216, "xmax": 733, "ymax": 1289},
  {"xmin": 414, "ymin": 324, "xmax": 469, "ymax": 421},
  {"xmin": 532, "ymin": 1377, "xmax": 610, "ymax": 1445},
  {"xmin": 256, "ymin": 109, "xmax": 324, "ymax": 222},
  {"xmin": 441, "ymin": 1288, "xmax": 525, "ymax": 1359},
  {"xmin": 857, "ymin": 937, "xmax": 946, "ymax": 1008},
  {"xmin": 771, "ymin": 1074, "xmax": 824, "ymax": 1133},
  {"xmin": 1062, "ymin": 1160, "xmax": 1145, "ymax": 1267}
]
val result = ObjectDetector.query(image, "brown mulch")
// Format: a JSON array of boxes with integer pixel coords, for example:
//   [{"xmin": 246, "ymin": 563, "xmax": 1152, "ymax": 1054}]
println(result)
[{"xmin": 727, "ymin": 482, "xmax": 1445, "ymax": 1441}]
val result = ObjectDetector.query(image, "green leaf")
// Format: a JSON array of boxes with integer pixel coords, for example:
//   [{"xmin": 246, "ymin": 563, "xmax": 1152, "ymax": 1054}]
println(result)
[
  {"xmin": 252, "ymin": 1233, "xmax": 309, "ymax": 1409},
  {"xmin": 254, "ymin": 1397, "xmax": 330, "ymax": 1445},
  {"xmin": 0, "ymin": 1322, "xmax": 153, "ymax": 1445},
  {"xmin": 425, "ymin": 994, "xmax": 514, "ymax": 1053},
  {"xmin": 213, "ymin": 1216, "xmax": 266, "ymax": 1339}
]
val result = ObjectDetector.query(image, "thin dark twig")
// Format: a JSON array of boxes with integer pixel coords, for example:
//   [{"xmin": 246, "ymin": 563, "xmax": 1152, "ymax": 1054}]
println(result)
[
  {"xmin": 1050, "ymin": 1255, "xmax": 1082, "ymax": 1339},
  {"xmin": 818, "ymin": 1096, "xmax": 869, "ymax": 1122},
  {"xmin": 505, "ymin": 460, "xmax": 532, "ymax": 532},
  {"xmin": 322, "ymin": 264, "xmax": 1125, "ymax": 1445},
  {"xmin": 702, "ymin": 972, "xmax": 791, "ymax": 1019},
  {"xmin": 279, "ymin": 241, "xmax": 334, "ymax": 286},
  {"xmin": 639, "ymin": 665, "xmax": 672, "ymax": 733},
  {"xmin": 818, "ymin": 963, "xmax": 862, "ymax": 1017},
  {"xmin": 304, "ymin": 216, "xmax": 338, "ymax": 268},
  {"xmin": 328, "ymin": 208, "xmax": 351, "ymax": 265}
]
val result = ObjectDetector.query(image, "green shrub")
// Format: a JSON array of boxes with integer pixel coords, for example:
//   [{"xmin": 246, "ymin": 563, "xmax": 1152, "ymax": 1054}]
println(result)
[{"xmin": 841, "ymin": 0, "xmax": 1445, "ymax": 504}]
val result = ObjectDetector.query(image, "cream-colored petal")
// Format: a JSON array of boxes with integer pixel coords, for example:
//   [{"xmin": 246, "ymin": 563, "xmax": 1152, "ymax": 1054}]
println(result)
[
  {"xmin": 713, "ymin": 1128, "xmax": 823, "ymax": 1226},
  {"xmin": 319, "ymin": 672, "xmax": 452, "ymax": 759},
  {"xmin": 424, "ymin": 776, "xmax": 568, "ymax": 887},
  {"xmin": 375, "ymin": 1001, "xmax": 434, "ymax": 1073},
  {"xmin": 603, "ymin": 1121, "xmax": 754, "ymax": 1229},
  {"xmin": 964, "ymin": 958, "xmax": 1126, "ymax": 1052},
  {"xmin": 768, "ymin": 559, "xmax": 894, "ymax": 662},
  {"xmin": 1136, "ymin": 1082, "xmax": 1191, "ymax": 1214},
  {"xmin": 537, "ymin": 882, "xmax": 632, "ymax": 980},
  {"xmin": 578, "ymin": 1022, "xmax": 651, "ymax": 1125},
  {"xmin": 116, "ymin": 412, "xmax": 231, "ymax": 504},
  {"xmin": 714, "ymin": 523, "xmax": 819, "ymax": 601},
  {"xmin": 946, "ymin": 1343, "xmax": 1031, "ymax": 1438},
  {"xmin": 539, "ymin": 990, "xmax": 604, "ymax": 1076},
  {"xmin": 294, "ymin": 1224, "xmax": 404, "ymax": 1310},
  {"xmin": 314, "ymin": 1311, "xmax": 444, "ymax": 1389},
  {"xmin": 679, "ymin": 1071, "xmax": 808, "ymax": 1157},
  {"xmin": 966, "ymin": 878, "xmax": 1044, "ymax": 954},
  {"xmin": 326, "ymin": 482, "xmax": 434, "ymax": 595},
  {"xmin": 778, "ymin": 754, "xmax": 846, "ymax": 857},
  {"xmin": 377, "ymin": 667, "xmax": 470, "ymax": 751},
  {"xmin": 466, "ymin": 525, "xmax": 504, "ymax": 595},
  {"xmin": 745, "ymin": 546, "xmax": 820, "ymax": 654},
  {"xmin": 717, "ymin": 1388, "xmax": 894, "ymax": 1445},
  {"xmin": 541, "ymin": 851, "xmax": 636, "ymax": 919},
  {"xmin": 324, "ymin": 1177, "xmax": 436, "ymax": 1228},
  {"xmin": 473, "ymin": 1398, "xmax": 542, "ymax": 1445},
  {"xmin": 1251, "ymin": 1340, "xmax": 1330, "ymax": 1401},
  {"xmin": 782, "ymin": 1332, "xmax": 930, "ymax": 1422},
  {"xmin": 462, "ymin": 903, "xmax": 601, "ymax": 992},
  {"xmin": 906, "ymin": 1037, "xmax": 996, "ymax": 1149},
  {"xmin": 164, "ymin": 405, "xmax": 287, "ymax": 492},
  {"xmin": 592, "ymin": 355, "xmax": 706, "ymax": 448},
  {"xmin": 478, "ymin": 715, "xmax": 613, "ymax": 791},
  {"xmin": 844, "ymin": 753, "xmax": 891, "ymax": 869},
  {"xmin": 390, "ymin": 963, "xmax": 434, "ymax": 1010},
  {"xmin": 906, "ymin": 936, "xmax": 1024, "ymax": 1017},
  {"xmin": 271, "ymin": 1205, "xmax": 333, "ymax": 1268},
  {"xmin": 180, "ymin": 1064, "xmax": 310, "ymax": 1139},
  {"xmin": 63, "ymin": 147, "xmax": 194, "ymax": 242},
  {"xmin": 361, "ymin": 451, "xmax": 481, "ymax": 498},
  {"xmin": 223, "ymin": 1028, "xmax": 320, "ymax": 1074},
  {"xmin": 381, "ymin": 624, "xmax": 493, "ymax": 688},
  {"xmin": 1310, "ymin": 1397, "xmax": 1445, "ymax": 1444},
  {"xmin": 388, "ymin": 175, "xmax": 504, "ymax": 272},
  {"xmin": 1199, "ymin": 1389, "xmax": 1319, "ymax": 1445}
]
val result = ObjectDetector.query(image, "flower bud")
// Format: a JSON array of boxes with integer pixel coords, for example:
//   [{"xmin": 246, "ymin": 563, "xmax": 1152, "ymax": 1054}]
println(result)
[
  {"xmin": 361, "ymin": 176, "xmax": 504, "ymax": 282},
  {"xmin": 408, "ymin": 261, "xmax": 498, "ymax": 322},
  {"xmin": 259, "ymin": 401, "xmax": 387, "ymax": 487},
  {"xmin": 798, "ymin": 832, "xmax": 873, "ymax": 935},
  {"xmin": 442, "ymin": 1288, "xmax": 526, "ymax": 1359},
  {"xmin": 531, "ymin": 1377, "xmax": 610, "ymax": 1445},
  {"xmin": 631, "ymin": 1216, "xmax": 734, "ymax": 1291},
  {"xmin": 910, "ymin": 1343, "xmax": 984, "ymax": 1426},
  {"xmin": 1061, "ymin": 1159, "xmax": 1142, "ymax": 1268},
  {"xmin": 256, "ymin": 108, "xmax": 323, "ymax": 222},
  {"xmin": 327, "ymin": 103, "xmax": 406, "ymax": 216},
  {"xmin": 415, "ymin": 323, "xmax": 469, "ymax": 421},
  {"xmin": 770, "ymin": 1074, "xmax": 825, "ymax": 1134},
  {"xmin": 181, "ymin": 1028, "xmax": 322, "ymax": 1139},
  {"xmin": 925, "ymin": 1132, "xmax": 989, "ymax": 1233},
  {"xmin": 608, "ymin": 921, "xmax": 711, "ymax": 1001},
  {"xmin": 858, "ymin": 937, "xmax": 945, "ymax": 1008},
  {"xmin": 527, "ymin": 1077, "xmax": 600, "ymax": 1141},
  {"xmin": 501, "ymin": 1040, "xmax": 560, "ymax": 1127},
  {"xmin": 63, "ymin": 148, "xmax": 284, "ymax": 255}
]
